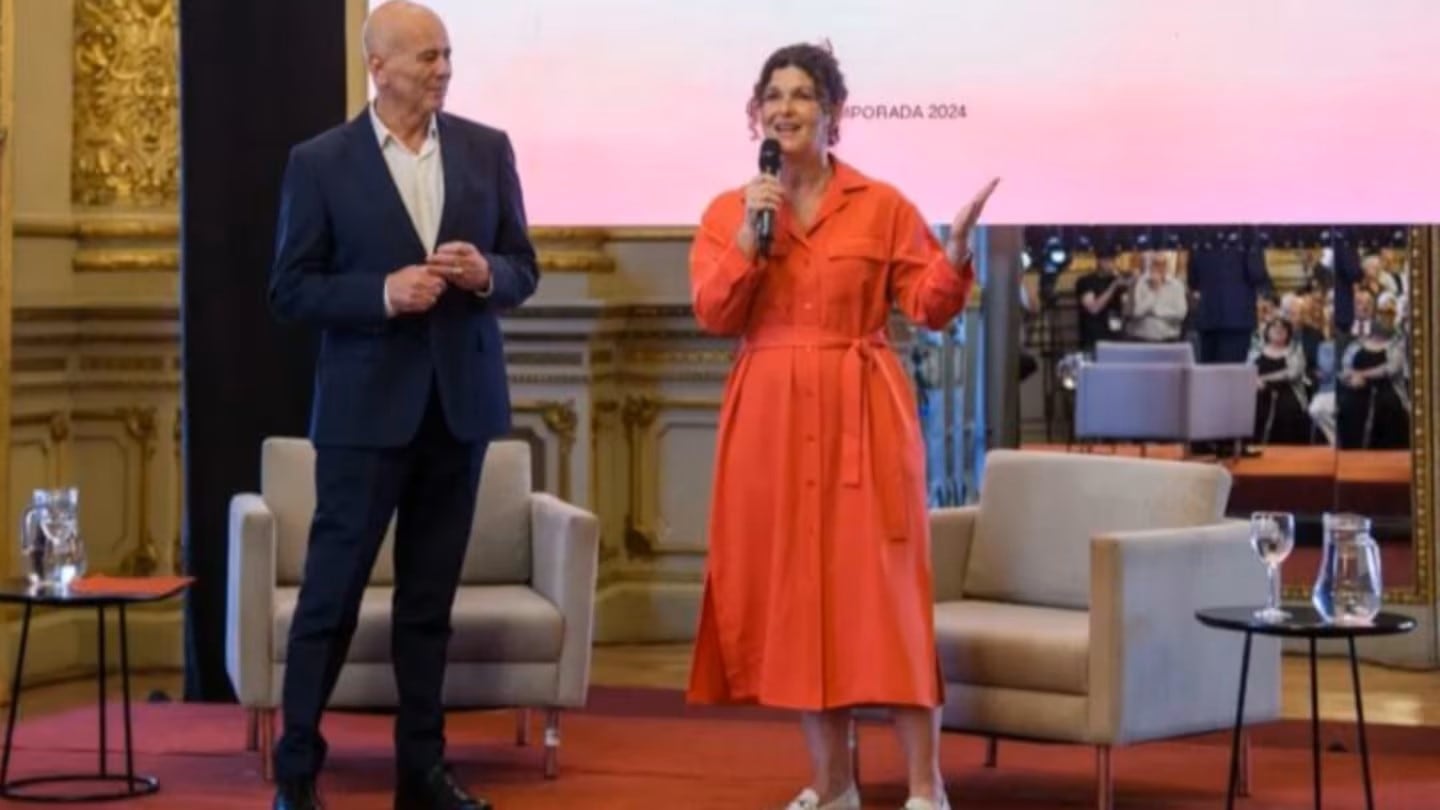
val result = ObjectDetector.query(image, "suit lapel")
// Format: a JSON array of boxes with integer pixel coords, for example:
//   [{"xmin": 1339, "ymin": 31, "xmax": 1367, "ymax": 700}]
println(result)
[
  {"xmin": 435, "ymin": 114, "xmax": 463, "ymax": 244},
  {"xmin": 346, "ymin": 111, "xmax": 427, "ymax": 258}
]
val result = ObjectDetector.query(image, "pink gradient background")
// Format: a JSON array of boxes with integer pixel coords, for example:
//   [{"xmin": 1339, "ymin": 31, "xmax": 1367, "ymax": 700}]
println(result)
[{"xmin": 380, "ymin": 0, "xmax": 1440, "ymax": 226}]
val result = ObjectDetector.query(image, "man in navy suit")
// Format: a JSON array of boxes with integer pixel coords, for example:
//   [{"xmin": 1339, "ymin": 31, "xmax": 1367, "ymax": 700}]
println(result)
[{"xmin": 266, "ymin": 3, "xmax": 536, "ymax": 808}]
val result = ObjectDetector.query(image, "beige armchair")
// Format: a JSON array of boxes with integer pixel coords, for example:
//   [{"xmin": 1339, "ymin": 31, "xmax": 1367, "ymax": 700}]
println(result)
[
  {"xmin": 226, "ymin": 437, "xmax": 599, "ymax": 781},
  {"xmin": 930, "ymin": 449, "xmax": 1280, "ymax": 809}
]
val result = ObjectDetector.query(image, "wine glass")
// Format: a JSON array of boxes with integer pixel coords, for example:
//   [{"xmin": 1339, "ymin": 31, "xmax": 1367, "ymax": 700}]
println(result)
[{"xmin": 1250, "ymin": 511, "xmax": 1295, "ymax": 623}]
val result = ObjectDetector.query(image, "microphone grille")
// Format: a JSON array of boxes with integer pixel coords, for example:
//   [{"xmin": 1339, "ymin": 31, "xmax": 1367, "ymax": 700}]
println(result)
[{"xmin": 759, "ymin": 137, "xmax": 781, "ymax": 174}]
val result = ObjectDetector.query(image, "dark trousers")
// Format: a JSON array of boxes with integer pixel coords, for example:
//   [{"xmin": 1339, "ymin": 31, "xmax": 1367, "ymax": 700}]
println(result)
[
  {"xmin": 274, "ymin": 385, "xmax": 486, "ymax": 781},
  {"xmin": 1198, "ymin": 329, "xmax": 1252, "ymax": 365}
]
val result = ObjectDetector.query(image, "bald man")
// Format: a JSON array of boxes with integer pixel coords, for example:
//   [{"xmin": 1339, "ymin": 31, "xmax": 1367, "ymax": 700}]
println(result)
[{"xmin": 267, "ymin": 2, "xmax": 535, "ymax": 808}]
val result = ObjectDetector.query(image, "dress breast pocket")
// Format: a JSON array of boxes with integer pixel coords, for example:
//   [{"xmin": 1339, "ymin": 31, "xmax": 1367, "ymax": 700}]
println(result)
[{"xmin": 824, "ymin": 238, "xmax": 889, "ymax": 310}]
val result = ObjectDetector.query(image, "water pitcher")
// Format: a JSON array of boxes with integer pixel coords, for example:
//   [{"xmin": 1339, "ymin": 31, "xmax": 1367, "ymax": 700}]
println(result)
[
  {"xmin": 1311, "ymin": 512, "xmax": 1383, "ymax": 625},
  {"xmin": 18, "ymin": 487, "xmax": 83, "ymax": 591}
]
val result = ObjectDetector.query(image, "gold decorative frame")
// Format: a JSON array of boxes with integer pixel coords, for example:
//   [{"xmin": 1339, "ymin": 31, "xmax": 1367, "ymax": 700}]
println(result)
[
  {"xmin": 0, "ymin": 0, "xmax": 12, "ymax": 545},
  {"xmin": 1279, "ymin": 226, "xmax": 1435, "ymax": 606},
  {"xmin": 1408, "ymin": 226, "xmax": 1437, "ymax": 605},
  {"xmin": 1375, "ymin": 225, "xmax": 1432, "ymax": 605}
]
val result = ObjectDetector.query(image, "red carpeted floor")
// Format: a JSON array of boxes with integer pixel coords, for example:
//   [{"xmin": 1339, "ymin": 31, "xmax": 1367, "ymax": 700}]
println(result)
[{"xmin": 4, "ymin": 687, "xmax": 1438, "ymax": 808}]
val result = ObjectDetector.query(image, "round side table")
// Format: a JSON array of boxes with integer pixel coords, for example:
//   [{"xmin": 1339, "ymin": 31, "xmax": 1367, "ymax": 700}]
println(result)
[
  {"xmin": 0, "ymin": 576, "xmax": 191, "ymax": 802},
  {"xmin": 1196, "ymin": 605, "xmax": 1416, "ymax": 810}
]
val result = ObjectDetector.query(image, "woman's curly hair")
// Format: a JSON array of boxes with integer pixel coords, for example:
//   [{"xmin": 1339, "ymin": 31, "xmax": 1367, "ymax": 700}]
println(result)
[{"xmin": 746, "ymin": 42, "xmax": 848, "ymax": 145}]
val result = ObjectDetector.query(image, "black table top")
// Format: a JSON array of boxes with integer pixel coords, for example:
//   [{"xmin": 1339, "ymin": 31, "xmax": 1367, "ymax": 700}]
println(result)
[
  {"xmin": 0, "ymin": 576, "xmax": 191, "ymax": 607},
  {"xmin": 1196, "ymin": 606, "xmax": 1416, "ymax": 638}
]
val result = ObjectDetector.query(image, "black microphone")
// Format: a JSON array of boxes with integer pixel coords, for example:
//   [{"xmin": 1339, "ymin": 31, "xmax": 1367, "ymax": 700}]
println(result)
[{"xmin": 756, "ymin": 137, "xmax": 781, "ymax": 257}]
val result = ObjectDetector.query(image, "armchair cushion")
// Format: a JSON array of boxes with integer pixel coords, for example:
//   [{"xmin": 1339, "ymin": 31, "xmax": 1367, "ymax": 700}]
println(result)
[
  {"xmin": 934, "ymin": 601, "xmax": 1089, "ymax": 696},
  {"xmin": 1185, "ymin": 363, "xmax": 1260, "ymax": 442},
  {"xmin": 962, "ymin": 450, "xmax": 1231, "ymax": 610},
  {"xmin": 262, "ymin": 438, "xmax": 320, "ymax": 586},
  {"xmin": 460, "ymin": 440, "xmax": 534, "ymax": 585},
  {"xmin": 272, "ymin": 584, "xmax": 564, "ymax": 664},
  {"xmin": 1074, "ymin": 363, "xmax": 1185, "ymax": 441},
  {"xmin": 263, "ymin": 437, "xmax": 537, "ymax": 587}
]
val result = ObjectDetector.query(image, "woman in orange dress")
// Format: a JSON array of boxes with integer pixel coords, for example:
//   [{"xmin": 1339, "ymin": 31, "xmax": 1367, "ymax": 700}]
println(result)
[{"xmin": 686, "ymin": 43, "xmax": 998, "ymax": 810}]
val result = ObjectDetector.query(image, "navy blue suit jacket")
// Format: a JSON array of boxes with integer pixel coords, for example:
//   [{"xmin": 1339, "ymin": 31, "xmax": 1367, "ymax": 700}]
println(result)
[
  {"xmin": 269, "ymin": 111, "xmax": 538, "ymax": 448},
  {"xmin": 1187, "ymin": 246, "xmax": 1271, "ymax": 333}
]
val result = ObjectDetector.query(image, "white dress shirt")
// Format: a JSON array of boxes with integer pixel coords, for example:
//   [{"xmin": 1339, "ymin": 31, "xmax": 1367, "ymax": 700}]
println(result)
[
  {"xmin": 371, "ymin": 105, "xmax": 443, "ymax": 316},
  {"xmin": 371, "ymin": 104, "xmax": 444, "ymax": 253},
  {"xmin": 1127, "ymin": 276, "xmax": 1188, "ymax": 342}
]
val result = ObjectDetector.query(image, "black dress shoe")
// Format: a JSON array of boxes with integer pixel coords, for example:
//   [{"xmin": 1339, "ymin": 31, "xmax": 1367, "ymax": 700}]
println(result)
[
  {"xmin": 395, "ymin": 763, "xmax": 491, "ymax": 810},
  {"xmin": 273, "ymin": 778, "xmax": 324, "ymax": 810}
]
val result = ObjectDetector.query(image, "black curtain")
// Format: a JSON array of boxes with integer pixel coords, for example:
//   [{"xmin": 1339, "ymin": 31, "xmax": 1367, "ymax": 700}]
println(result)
[{"xmin": 178, "ymin": 0, "xmax": 347, "ymax": 701}]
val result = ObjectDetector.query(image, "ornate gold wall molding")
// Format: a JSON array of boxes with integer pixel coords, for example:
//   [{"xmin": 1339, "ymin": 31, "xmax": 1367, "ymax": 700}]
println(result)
[
  {"xmin": 72, "ymin": 247, "xmax": 178, "ymax": 273},
  {"xmin": 72, "ymin": 407, "xmax": 161, "ymax": 576},
  {"xmin": 14, "ymin": 214, "xmax": 180, "ymax": 240},
  {"xmin": 172, "ymin": 406, "xmax": 182, "ymax": 574},
  {"xmin": 531, "ymin": 227, "xmax": 616, "ymax": 274},
  {"xmin": 11, "ymin": 412, "xmax": 66, "ymax": 487},
  {"xmin": 628, "ymin": 349, "xmax": 733, "ymax": 366},
  {"xmin": 615, "ymin": 396, "xmax": 721, "ymax": 559},
  {"xmin": 603, "ymin": 227, "xmax": 695, "ymax": 242},
  {"xmin": 10, "ymin": 407, "xmax": 160, "ymax": 576},
  {"xmin": 12, "ymin": 303, "xmax": 180, "ymax": 322},
  {"xmin": 15, "ymin": 215, "xmax": 181, "ymax": 273},
  {"xmin": 539, "ymin": 401, "xmax": 578, "ymax": 502},
  {"xmin": 72, "ymin": 0, "xmax": 179, "ymax": 207},
  {"xmin": 513, "ymin": 400, "xmax": 578, "ymax": 502},
  {"xmin": 78, "ymin": 355, "xmax": 168, "ymax": 373}
]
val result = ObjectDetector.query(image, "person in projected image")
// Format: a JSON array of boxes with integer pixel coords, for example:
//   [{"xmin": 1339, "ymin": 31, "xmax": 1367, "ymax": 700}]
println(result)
[
  {"xmin": 1336, "ymin": 299, "xmax": 1410, "ymax": 450},
  {"xmin": 1247, "ymin": 318, "xmax": 1313, "ymax": 445},
  {"xmin": 686, "ymin": 42, "xmax": 999, "ymax": 810},
  {"xmin": 1124, "ymin": 250, "xmax": 1187, "ymax": 342},
  {"xmin": 1074, "ymin": 245, "xmax": 1132, "ymax": 354},
  {"xmin": 266, "ymin": 2, "xmax": 536, "ymax": 808}
]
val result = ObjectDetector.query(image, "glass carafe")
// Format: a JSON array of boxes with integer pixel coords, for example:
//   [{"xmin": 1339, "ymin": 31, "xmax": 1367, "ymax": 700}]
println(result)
[
  {"xmin": 19, "ymin": 490, "xmax": 53, "ymax": 590},
  {"xmin": 1311, "ymin": 512, "xmax": 1383, "ymax": 626},
  {"xmin": 19, "ymin": 487, "xmax": 83, "ymax": 592}
]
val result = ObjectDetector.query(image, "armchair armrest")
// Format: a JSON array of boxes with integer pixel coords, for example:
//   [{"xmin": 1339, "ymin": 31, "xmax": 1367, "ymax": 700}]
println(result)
[
  {"xmin": 930, "ymin": 506, "xmax": 979, "ymax": 602},
  {"xmin": 1088, "ymin": 521, "xmax": 1280, "ymax": 745},
  {"xmin": 1185, "ymin": 364, "xmax": 1260, "ymax": 441},
  {"xmin": 530, "ymin": 493, "xmax": 600, "ymax": 707},
  {"xmin": 227, "ymin": 493, "xmax": 277, "ymax": 707}
]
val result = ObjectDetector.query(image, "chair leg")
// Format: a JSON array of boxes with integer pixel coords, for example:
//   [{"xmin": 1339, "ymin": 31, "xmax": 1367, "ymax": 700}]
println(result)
[
  {"xmin": 515, "ymin": 708, "xmax": 531, "ymax": 746},
  {"xmin": 245, "ymin": 708, "xmax": 260, "ymax": 752},
  {"xmin": 1095, "ymin": 745, "xmax": 1113, "ymax": 810},
  {"xmin": 984, "ymin": 736, "xmax": 998, "ymax": 768},
  {"xmin": 1238, "ymin": 729, "xmax": 1252, "ymax": 797},
  {"xmin": 543, "ymin": 709, "xmax": 561, "ymax": 779},
  {"xmin": 847, "ymin": 713, "xmax": 860, "ymax": 784},
  {"xmin": 259, "ymin": 708, "xmax": 277, "ymax": 783}
]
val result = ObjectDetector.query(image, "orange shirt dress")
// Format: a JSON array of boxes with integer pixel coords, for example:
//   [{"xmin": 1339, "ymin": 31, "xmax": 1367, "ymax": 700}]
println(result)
[{"xmin": 685, "ymin": 158, "xmax": 975, "ymax": 711}]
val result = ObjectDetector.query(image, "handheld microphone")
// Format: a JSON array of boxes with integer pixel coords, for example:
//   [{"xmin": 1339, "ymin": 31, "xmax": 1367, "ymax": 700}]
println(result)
[{"xmin": 756, "ymin": 137, "xmax": 781, "ymax": 257}]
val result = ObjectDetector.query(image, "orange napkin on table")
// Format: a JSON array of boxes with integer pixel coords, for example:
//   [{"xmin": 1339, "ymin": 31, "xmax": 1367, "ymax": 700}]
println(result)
[{"xmin": 68, "ymin": 575, "xmax": 195, "ymax": 598}]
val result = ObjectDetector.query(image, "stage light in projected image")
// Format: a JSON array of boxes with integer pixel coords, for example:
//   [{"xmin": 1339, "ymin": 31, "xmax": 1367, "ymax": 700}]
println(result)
[
  {"xmin": 399, "ymin": 0, "xmax": 1440, "ymax": 225},
  {"xmin": 1042, "ymin": 236, "xmax": 1070, "ymax": 274}
]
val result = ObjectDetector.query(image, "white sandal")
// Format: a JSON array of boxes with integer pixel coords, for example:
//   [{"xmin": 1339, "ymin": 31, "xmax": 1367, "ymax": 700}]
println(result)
[
  {"xmin": 901, "ymin": 796, "xmax": 951, "ymax": 810},
  {"xmin": 786, "ymin": 784, "xmax": 861, "ymax": 810}
]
